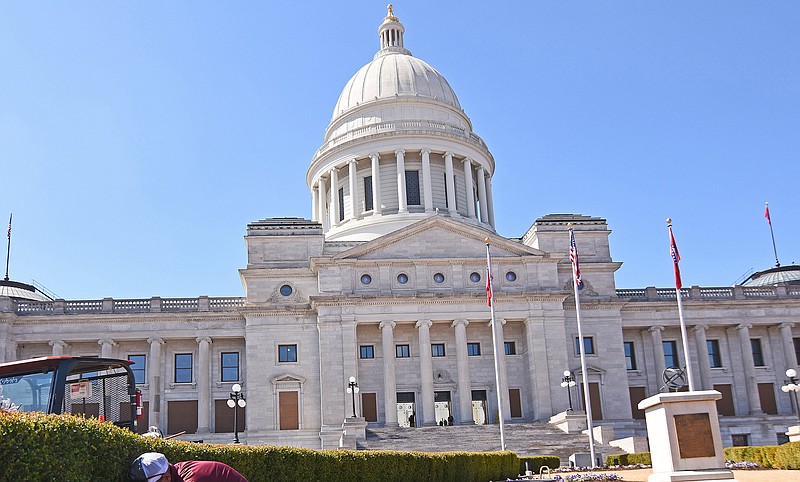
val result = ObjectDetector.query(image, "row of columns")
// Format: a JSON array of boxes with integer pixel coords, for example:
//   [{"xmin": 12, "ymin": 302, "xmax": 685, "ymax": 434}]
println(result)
[
  {"xmin": 378, "ymin": 318, "xmax": 510, "ymax": 427},
  {"xmin": 311, "ymin": 149, "xmax": 495, "ymax": 230},
  {"xmin": 647, "ymin": 322, "xmax": 797, "ymax": 415}
]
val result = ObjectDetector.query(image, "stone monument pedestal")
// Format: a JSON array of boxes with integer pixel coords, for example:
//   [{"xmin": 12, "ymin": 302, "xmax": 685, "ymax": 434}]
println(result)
[
  {"xmin": 549, "ymin": 410, "xmax": 587, "ymax": 434},
  {"xmin": 786, "ymin": 425, "xmax": 800, "ymax": 443},
  {"xmin": 639, "ymin": 391, "xmax": 737, "ymax": 482}
]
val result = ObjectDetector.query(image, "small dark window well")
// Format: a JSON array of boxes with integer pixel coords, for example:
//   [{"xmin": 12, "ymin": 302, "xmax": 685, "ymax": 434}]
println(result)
[{"xmin": 504, "ymin": 342, "xmax": 516, "ymax": 355}]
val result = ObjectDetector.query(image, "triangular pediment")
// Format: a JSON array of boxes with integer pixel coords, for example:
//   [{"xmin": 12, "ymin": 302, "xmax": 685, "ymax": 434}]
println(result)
[{"xmin": 333, "ymin": 217, "xmax": 547, "ymax": 261}]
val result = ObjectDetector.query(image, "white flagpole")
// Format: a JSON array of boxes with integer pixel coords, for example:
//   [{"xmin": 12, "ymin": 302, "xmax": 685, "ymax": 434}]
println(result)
[
  {"xmin": 485, "ymin": 239, "xmax": 506, "ymax": 451},
  {"xmin": 668, "ymin": 219, "xmax": 696, "ymax": 391},
  {"xmin": 569, "ymin": 224, "xmax": 597, "ymax": 468}
]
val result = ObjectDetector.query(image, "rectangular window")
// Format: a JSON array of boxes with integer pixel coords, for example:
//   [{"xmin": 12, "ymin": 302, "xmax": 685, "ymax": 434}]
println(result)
[
  {"xmin": 624, "ymin": 342, "xmax": 637, "ymax": 370},
  {"xmin": 405, "ymin": 170, "xmax": 421, "ymax": 205},
  {"xmin": 338, "ymin": 188, "xmax": 345, "ymax": 221},
  {"xmin": 443, "ymin": 173, "xmax": 449, "ymax": 208},
  {"xmin": 364, "ymin": 176, "xmax": 373, "ymax": 211},
  {"xmin": 751, "ymin": 339, "xmax": 765, "ymax": 367},
  {"xmin": 128, "ymin": 354, "xmax": 146, "ymax": 385},
  {"xmin": 467, "ymin": 342, "xmax": 481, "ymax": 356},
  {"xmin": 575, "ymin": 337, "xmax": 595, "ymax": 355},
  {"xmin": 279, "ymin": 344, "xmax": 298, "ymax": 363},
  {"xmin": 504, "ymin": 341, "xmax": 517, "ymax": 355},
  {"xmin": 360, "ymin": 345, "xmax": 375, "ymax": 359},
  {"xmin": 707, "ymin": 340, "xmax": 722, "ymax": 368},
  {"xmin": 794, "ymin": 338, "xmax": 800, "ymax": 367},
  {"xmin": 174, "ymin": 353, "xmax": 193, "ymax": 384},
  {"xmin": 663, "ymin": 341, "xmax": 679, "ymax": 368},
  {"xmin": 221, "ymin": 352, "xmax": 239, "ymax": 382},
  {"xmin": 396, "ymin": 344, "xmax": 410, "ymax": 358},
  {"xmin": 431, "ymin": 343, "xmax": 446, "ymax": 357}
]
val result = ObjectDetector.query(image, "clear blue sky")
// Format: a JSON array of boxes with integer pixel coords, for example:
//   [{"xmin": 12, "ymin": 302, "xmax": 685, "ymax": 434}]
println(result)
[{"xmin": 1, "ymin": 2, "xmax": 798, "ymax": 300}]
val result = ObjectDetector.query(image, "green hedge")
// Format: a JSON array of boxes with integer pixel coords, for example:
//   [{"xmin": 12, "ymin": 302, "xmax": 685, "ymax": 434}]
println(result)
[
  {"xmin": 518, "ymin": 455, "xmax": 559, "ymax": 474},
  {"xmin": 605, "ymin": 452, "xmax": 651, "ymax": 466},
  {"xmin": 0, "ymin": 411, "xmax": 523, "ymax": 482},
  {"xmin": 724, "ymin": 442, "xmax": 800, "ymax": 470}
]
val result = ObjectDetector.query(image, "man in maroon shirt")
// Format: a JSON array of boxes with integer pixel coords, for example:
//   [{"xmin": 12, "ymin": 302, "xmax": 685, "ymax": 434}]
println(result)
[{"xmin": 129, "ymin": 452, "xmax": 249, "ymax": 482}]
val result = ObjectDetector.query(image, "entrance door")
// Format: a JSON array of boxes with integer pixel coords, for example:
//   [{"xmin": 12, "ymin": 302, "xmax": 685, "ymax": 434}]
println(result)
[
  {"xmin": 279, "ymin": 391, "xmax": 299, "ymax": 430},
  {"xmin": 396, "ymin": 392, "xmax": 416, "ymax": 427},
  {"xmin": 580, "ymin": 382, "xmax": 603, "ymax": 420},
  {"xmin": 471, "ymin": 390, "xmax": 488, "ymax": 425},
  {"xmin": 434, "ymin": 391, "xmax": 452, "ymax": 425}
]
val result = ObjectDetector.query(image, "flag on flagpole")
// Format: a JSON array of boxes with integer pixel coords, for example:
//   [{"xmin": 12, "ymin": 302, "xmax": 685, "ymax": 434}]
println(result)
[
  {"xmin": 669, "ymin": 223, "xmax": 682, "ymax": 290},
  {"xmin": 6, "ymin": 213, "xmax": 10, "ymax": 240},
  {"xmin": 486, "ymin": 243, "xmax": 494, "ymax": 307},
  {"xmin": 569, "ymin": 229, "xmax": 583, "ymax": 290},
  {"xmin": 764, "ymin": 202, "xmax": 771, "ymax": 226}
]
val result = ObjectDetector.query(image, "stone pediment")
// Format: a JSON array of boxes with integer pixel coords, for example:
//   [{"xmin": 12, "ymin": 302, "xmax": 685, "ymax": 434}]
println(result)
[{"xmin": 332, "ymin": 217, "xmax": 546, "ymax": 261}]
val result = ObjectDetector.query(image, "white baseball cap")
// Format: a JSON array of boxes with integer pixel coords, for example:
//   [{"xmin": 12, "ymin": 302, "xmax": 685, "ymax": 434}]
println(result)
[{"xmin": 128, "ymin": 452, "xmax": 169, "ymax": 482}]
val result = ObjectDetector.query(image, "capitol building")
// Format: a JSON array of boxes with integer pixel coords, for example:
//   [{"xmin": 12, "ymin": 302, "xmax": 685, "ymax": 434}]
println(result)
[{"xmin": 2, "ymin": 7, "xmax": 800, "ymax": 451}]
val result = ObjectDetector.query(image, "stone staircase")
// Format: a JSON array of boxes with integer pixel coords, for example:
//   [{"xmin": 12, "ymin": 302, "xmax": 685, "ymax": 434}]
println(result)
[{"xmin": 358, "ymin": 422, "xmax": 619, "ymax": 463}]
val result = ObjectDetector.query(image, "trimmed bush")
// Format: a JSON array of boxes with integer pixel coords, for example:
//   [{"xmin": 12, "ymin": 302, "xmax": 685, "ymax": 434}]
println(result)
[
  {"xmin": 518, "ymin": 455, "xmax": 560, "ymax": 474},
  {"xmin": 605, "ymin": 452, "xmax": 651, "ymax": 466},
  {"xmin": 0, "ymin": 411, "xmax": 520, "ymax": 482}
]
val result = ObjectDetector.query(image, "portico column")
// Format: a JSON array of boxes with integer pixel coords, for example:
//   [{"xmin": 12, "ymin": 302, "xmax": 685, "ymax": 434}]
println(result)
[
  {"xmin": 330, "ymin": 167, "xmax": 340, "ymax": 227},
  {"xmin": 416, "ymin": 319, "xmax": 435, "ymax": 426},
  {"xmin": 396, "ymin": 149, "xmax": 407, "ymax": 213},
  {"xmin": 196, "ymin": 336, "xmax": 212, "ymax": 433},
  {"xmin": 648, "ymin": 326, "xmax": 666, "ymax": 393},
  {"xmin": 485, "ymin": 176, "xmax": 495, "ymax": 228},
  {"xmin": 380, "ymin": 321, "xmax": 398, "ymax": 426},
  {"xmin": 780, "ymin": 323, "xmax": 796, "ymax": 369},
  {"xmin": 452, "ymin": 319, "xmax": 472, "ymax": 424},
  {"xmin": 98, "ymin": 338, "xmax": 117, "ymax": 358},
  {"xmin": 147, "ymin": 337, "xmax": 164, "ymax": 429},
  {"xmin": 421, "ymin": 148, "xmax": 433, "ymax": 212},
  {"xmin": 370, "ymin": 153, "xmax": 382, "ymax": 214},
  {"xmin": 476, "ymin": 166, "xmax": 488, "ymax": 223},
  {"xmin": 737, "ymin": 323, "xmax": 763, "ymax": 414},
  {"xmin": 348, "ymin": 159, "xmax": 358, "ymax": 221},
  {"xmin": 693, "ymin": 325, "xmax": 712, "ymax": 390},
  {"xmin": 317, "ymin": 178, "xmax": 327, "ymax": 230},
  {"xmin": 49, "ymin": 339, "xmax": 68, "ymax": 356},
  {"xmin": 311, "ymin": 186, "xmax": 319, "ymax": 222},
  {"xmin": 463, "ymin": 158, "xmax": 475, "ymax": 218},
  {"xmin": 444, "ymin": 151, "xmax": 457, "ymax": 215}
]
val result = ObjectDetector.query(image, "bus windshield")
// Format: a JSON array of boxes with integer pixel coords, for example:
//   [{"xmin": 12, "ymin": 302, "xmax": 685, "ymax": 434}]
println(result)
[{"xmin": 0, "ymin": 371, "xmax": 54, "ymax": 413}]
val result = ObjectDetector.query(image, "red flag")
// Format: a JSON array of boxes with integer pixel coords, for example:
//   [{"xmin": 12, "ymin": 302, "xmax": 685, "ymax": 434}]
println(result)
[
  {"xmin": 485, "ymin": 242, "xmax": 494, "ymax": 307},
  {"xmin": 764, "ymin": 202, "xmax": 771, "ymax": 226},
  {"xmin": 5, "ymin": 213, "xmax": 10, "ymax": 240},
  {"xmin": 569, "ymin": 229, "xmax": 583, "ymax": 290},
  {"xmin": 669, "ymin": 224, "xmax": 682, "ymax": 290}
]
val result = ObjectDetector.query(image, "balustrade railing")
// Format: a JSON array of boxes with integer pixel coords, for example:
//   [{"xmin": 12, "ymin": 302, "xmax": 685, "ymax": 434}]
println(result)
[
  {"xmin": 617, "ymin": 284, "xmax": 799, "ymax": 301},
  {"xmin": 11, "ymin": 296, "xmax": 246, "ymax": 315}
]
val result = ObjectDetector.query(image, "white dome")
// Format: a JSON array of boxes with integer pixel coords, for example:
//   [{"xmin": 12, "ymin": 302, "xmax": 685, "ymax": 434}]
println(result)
[{"xmin": 332, "ymin": 53, "xmax": 461, "ymax": 121}]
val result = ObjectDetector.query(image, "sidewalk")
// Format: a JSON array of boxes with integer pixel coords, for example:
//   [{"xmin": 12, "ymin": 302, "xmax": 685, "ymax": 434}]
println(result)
[{"xmin": 566, "ymin": 468, "xmax": 800, "ymax": 481}]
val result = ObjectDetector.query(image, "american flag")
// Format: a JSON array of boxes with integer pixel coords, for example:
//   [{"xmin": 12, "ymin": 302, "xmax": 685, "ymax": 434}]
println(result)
[
  {"xmin": 486, "ymin": 243, "xmax": 494, "ymax": 307},
  {"xmin": 669, "ymin": 224, "xmax": 682, "ymax": 290},
  {"xmin": 764, "ymin": 202, "xmax": 771, "ymax": 226},
  {"xmin": 569, "ymin": 229, "xmax": 583, "ymax": 290}
]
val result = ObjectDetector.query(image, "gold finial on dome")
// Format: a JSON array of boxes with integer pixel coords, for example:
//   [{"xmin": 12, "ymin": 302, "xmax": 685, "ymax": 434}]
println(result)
[{"xmin": 385, "ymin": 4, "xmax": 398, "ymax": 21}]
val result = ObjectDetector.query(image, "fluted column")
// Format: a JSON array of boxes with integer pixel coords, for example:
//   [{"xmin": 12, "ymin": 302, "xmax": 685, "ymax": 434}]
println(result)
[
  {"xmin": 444, "ymin": 151, "xmax": 457, "ymax": 215},
  {"xmin": 396, "ymin": 149, "xmax": 407, "ymax": 213},
  {"xmin": 648, "ymin": 326, "xmax": 666, "ymax": 392},
  {"xmin": 416, "ymin": 319, "xmax": 435, "ymax": 426},
  {"xmin": 196, "ymin": 336, "xmax": 212, "ymax": 433},
  {"xmin": 348, "ymin": 159, "xmax": 358, "ymax": 221},
  {"xmin": 147, "ymin": 337, "xmax": 165, "ymax": 429},
  {"xmin": 370, "ymin": 153, "xmax": 381, "ymax": 214},
  {"xmin": 737, "ymin": 323, "xmax": 763, "ymax": 414},
  {"xmin": 317, "ymin": 178, "xmax": 327, "ymax": 230},
  {"xmin": 485, "ymin": 176, "xmax": 495, "ymax": 228},
  {"xmin": 330, "ymin": 167, "xmax": 340, "ymax": 227},
  {"xmin": 421, "ymin": 148, "xmax": 433, "ymax": 212},
  {"xmin": 463, "ymin": 158, "xmax": 475, "ymax": 218},
  {"xmin": 380, "ymin": 321, "xmax": 398, "ymax": 426},
  {"xmin": 780, "ymin": 323, "xmax": 796, "ymax": 369},
  {"xmin": 98, "ymin": 338, "xmax": 117, "ymax": 358},
  {"xmin": 49, "ymin": 339, "xmax": 68, "ymax": 356},
  {"xmin": 452, "ymin": 319, "xmax": 472, "ymax": 424},
  {"xmin": 476, "ymin": 166, "xmax": 488, "ymax": 223},
  {"xmin": 693, "ymin": 325, "xmax": 711, "ymax": 391}
]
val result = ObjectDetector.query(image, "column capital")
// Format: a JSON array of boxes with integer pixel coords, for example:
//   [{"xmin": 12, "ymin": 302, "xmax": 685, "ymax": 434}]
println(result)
[
  {"xmin": 98, "ymin": 338, "xmax": 118, "ymax": 347},
  {"xmin": 395, "ymin": 148, "xmax": 405, "ymax": 157},
  {"xmin": 49, "ymin": 339, "xmax": 68, "ymax": 348},
  {"xmin": 780, "ymin": 322, "xmax": 796, "ymax": 330},
  {"xmin": 462, "ymin": 157, "xmax": 472, "ymax": 166},
  {"xmin": 415, "ymin": 319, "xmax": 432, "ymax": 329},
  {"xmin": 737, "ymin": 323, "xmax": 753, "ymax": 331},
  {"xmin": 348, "ymin": 157, "xmax": 357, "ymax": 165},
  {"xmin": 196, "ymin": 336, "xmax": 213, "ymax": 345},
  {"xmin": 379, "ymin": 320, "xmax": 396, "ymax": 330},
  {"xmin": 451, "ymin": 319, "xmax": 469, "ymax": 328},
  {"xmin": 420, "ymin": 147, "xmax": 431, "ymax": 155},
  {"xmin": 648, "ymin": 325, "xmax": 665, "ymax": 333},
  {"xmin": 369, "ymin": 152, "xmax": 380, "ymax": 161},
  {"xmin": 486, "ymin": 319, "xmax": 506, "ymax": 327},
  {"xmin": 692, "ymin": 324, "xmax": 709, "ymax": 333},
  {"xmin": 444, "ymin": 151, "xmax": 454, "ymax": 158},
  {"xmin": 147, "ymin": 337, "xmax": 165, "ymax": 346}
]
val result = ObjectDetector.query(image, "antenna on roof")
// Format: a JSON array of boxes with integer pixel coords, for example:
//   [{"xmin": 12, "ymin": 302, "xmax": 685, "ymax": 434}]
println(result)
[{"xmin": 4, "ymin": 213, "xmax": 11, "ymax": 281}]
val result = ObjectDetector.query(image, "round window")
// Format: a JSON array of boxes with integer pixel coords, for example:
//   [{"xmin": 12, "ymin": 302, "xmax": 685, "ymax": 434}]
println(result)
[
  {"xmin": 361, "ymin": 274, "xmax": 372, "ymax": 285},
  {"xmin": 469, "ymin": 272, "xmax": 481, "ymax": 283},
  {"xmin": 279, "ymin": 285, "xmax": 293, "ymax": 296},
  {"xmin": 433, "ymin": 273, "xmax": 445, "ymax": 284},
  {"xmin": 506, "ymin": 271, "xmax": 517, "ymax": 282},
  {"xmin": 397, "ymin": 273, "xmax": 409, "ymax": 284}
]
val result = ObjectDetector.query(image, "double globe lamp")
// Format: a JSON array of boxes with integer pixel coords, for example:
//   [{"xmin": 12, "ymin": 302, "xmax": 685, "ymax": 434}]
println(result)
[
  {"xmin": 781, "ymin": 369, "xmax": 800, "ymax": 423},
  {"xmin": 227, "ymin": 383, "xmax": 247, "ymax": 443}
]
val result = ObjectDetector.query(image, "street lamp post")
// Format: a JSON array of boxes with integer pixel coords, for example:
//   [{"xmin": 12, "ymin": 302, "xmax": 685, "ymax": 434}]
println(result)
[
  {"xmin": 227, "ymin": 383, "xmax": 246, "ymax": 444},
  {"xmin": 781, "ymin": 369, "xmax": 800, "ymax": 424},
  {"xmin": 346, "ymin": 376, "xmax": 359, "ymax": 418},
  {"xmin": 560, "ymin": 370, "xmax": 577, "ymax": 412}
]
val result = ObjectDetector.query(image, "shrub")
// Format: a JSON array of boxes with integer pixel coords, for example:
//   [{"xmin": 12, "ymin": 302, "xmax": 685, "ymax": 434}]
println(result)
[
  {"xmin": 0, "ymin": 411, "xmax": 520, "ymax": 482},
  {"xmin": 518, "ymin": 455, "xmax": 560, "ymax": 474},
  {"xmin": 605, "ymin": 452, "xmax": 651, "ymax": 466}
]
